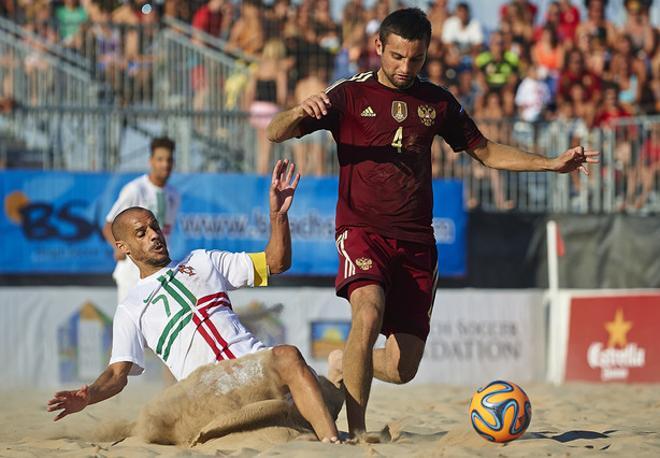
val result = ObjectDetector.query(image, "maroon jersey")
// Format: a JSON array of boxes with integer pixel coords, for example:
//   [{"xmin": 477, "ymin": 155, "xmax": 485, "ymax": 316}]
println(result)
[{"xmin": 298, "ymin": 71, "xmax": 485, "ymax": 245}]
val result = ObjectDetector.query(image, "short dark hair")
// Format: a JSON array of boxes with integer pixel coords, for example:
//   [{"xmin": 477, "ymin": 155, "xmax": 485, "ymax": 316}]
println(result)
[
  {"xmin": 379, "ymin": 8, "xmax": 432, "ymax": 48},
  {"xmin": 150, "ymin": 136, "xmax": 175, "ymax": 156}
]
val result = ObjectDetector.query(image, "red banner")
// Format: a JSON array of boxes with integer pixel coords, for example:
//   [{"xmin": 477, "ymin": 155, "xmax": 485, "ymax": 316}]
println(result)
[{"xmin": 565, "ymin": 295, "xmax": 660, "ymax": 382}]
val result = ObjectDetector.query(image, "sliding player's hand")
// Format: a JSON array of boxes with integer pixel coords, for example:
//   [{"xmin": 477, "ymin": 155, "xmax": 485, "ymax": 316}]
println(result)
[
  {"xmin": 270, "ymin": 159, "xmax": 300, "ymax": 215},
  {"xmin": 298, "ymin": 92, "xmax": 331, "ymax": 120},
  {"xmin": 47, "ymin": 385, "xmax": 90, "ymax": 421},
  {"xmin": 552, "ymin": 146, "xmax": 600, "ymax": 175}
]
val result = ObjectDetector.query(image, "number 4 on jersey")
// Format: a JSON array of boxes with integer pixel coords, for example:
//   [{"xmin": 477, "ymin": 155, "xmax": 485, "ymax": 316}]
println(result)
[{"xmin": 391, "ymin": 127, "xmax": 403, "ymax": 152}]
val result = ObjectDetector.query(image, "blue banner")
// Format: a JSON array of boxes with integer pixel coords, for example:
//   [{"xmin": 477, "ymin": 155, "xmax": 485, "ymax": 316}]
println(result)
[{"xmin": 0, "ymin": 171, "xmax": 465, "ymax": 276}]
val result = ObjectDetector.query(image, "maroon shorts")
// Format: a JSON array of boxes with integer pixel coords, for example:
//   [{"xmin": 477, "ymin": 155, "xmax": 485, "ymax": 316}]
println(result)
[{"xmin": 335, "ymin": 227, "xmax": 439, "ymax": 341}]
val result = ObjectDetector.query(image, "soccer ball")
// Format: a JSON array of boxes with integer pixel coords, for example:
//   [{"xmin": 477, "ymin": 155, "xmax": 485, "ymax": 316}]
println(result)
[{"xmin": 469, "ymin": 380, "xmax": 532, "ymax": 443}]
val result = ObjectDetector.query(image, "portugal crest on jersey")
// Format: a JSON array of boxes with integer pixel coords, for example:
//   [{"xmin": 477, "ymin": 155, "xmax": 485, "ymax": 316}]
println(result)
[
  {"xmin": 391, "ymin": 101, "xmax": 408, "ymax": 122},
  {"xmin": 418, "ymin": 105, "xmax": 436, "ymax": 127}
]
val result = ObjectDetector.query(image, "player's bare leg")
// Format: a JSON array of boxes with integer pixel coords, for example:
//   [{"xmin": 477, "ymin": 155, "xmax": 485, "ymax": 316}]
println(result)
[
  {"xmin": 327, "ymin": 349, "xmax": 344, "ymax": 388},
  {"xmin": 344, "ymin": 284, "xmax": 385, "ymax": 437},
  {"xmin": 373, "ymin": 333, "xmax": 425, "ymax": 384},
  {"xmin": 270, "ymin": 345, "xmax": 340, "ymax": 443}
]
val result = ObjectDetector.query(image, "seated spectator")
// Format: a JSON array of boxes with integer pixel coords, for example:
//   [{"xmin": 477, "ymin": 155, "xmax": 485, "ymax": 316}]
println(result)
[
  {"xmin": 164, "ymin": 0, "xmax": 193, "ymax": 23},
  {"xmin": 532, "ymin": 26, "xmax": 564, "ymax": 79},
  {"xmin": 245, "ymin": 39, "xmax": 288, "ymax": 174},
  {"xmin": 428, "ymin": 0, "xmax": 450, "ymax": 41},
  {"xmin": 501, "ymin": 1, "xmax": 534, "ymax": 51},
  {"xmin": 192, "ymin": 0, "xmax": 230, "ymax": 41},
  {"xmin": 558, "ymin": 0, "xmax": 580, "ymax": 42},
  {"xmin": 56, "ymin": 0, "xmax": 88, "ymax": 49},
  {"xmin": 558, "ymin": 48, "xmax": 601, "ymax": 105},
  {"xmin": 575, "ymin": 0, "xmax": 617, "ymax": 49},
  {"xmin": 91, "ymin": 6, "xmax": 124, "ymax": 91},
  {"xmin": 228, "ymin": 0, "xmax": 265, "ymax": 56},
  {"xmin": 621, "ymin": 0, "xmax": 656, "ymax": 58},
  {"xmin": 441, "ymin": 2, "xmax": 484, "ymax": 55},
  {"xmin": 515, "ymin": 65, "xmax": 551, "ymax": 122},
  {"xmin": 594, "ymin": 83, "xmax": 631, "ymax": 128},
  {"xmin": 475, "ymin": 31, "xmax": 520, "ymax": 91},
  {"xmin": 500, "ymin": 0, "xmax": 538, "ymax": 24}
]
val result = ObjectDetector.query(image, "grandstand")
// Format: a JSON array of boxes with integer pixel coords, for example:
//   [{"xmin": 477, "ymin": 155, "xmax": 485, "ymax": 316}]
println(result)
[{"xmin": 0, "ymin": 1, "xmax": 659, "ymax": 456}]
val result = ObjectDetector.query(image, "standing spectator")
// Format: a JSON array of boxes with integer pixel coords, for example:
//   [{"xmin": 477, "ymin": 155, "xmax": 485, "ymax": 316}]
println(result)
[
  {"xmin": 441, "ymin": 2, "xmax": 484, "ymax": 55},
  {"xmin": 56, "ymin": 0, "xmax": 88, "ymax": 49},
  {"xmin": 102, "ymin": 136, "xmax": 181, "ymax": 303},
  {"xmin": 191, "ymin": 0, "xmax": 230, "ymax": 40},
  {"xmin": 292, "ymin": 61, "xmax": 328, "ymax": 176},
  {"xmin": 228, "ymin": 0, "xmax": 265, "ymax": 56},
  {"xmin": 245, "ymin": 39, "xmax": 288, "ymax": 174},
  {"xmin": 475, "ymin": 31, "xmax": 520, "ymax": 92}
]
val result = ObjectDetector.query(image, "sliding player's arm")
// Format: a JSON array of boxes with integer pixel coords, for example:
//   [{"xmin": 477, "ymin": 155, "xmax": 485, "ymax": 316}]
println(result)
[{"xmin": 46, "ymin": 361, "xmax": 133, "ymax": 421}]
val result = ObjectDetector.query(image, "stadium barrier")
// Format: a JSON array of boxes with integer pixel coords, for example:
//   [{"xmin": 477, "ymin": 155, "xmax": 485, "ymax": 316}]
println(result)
[
  {"xmin": 0, "ymin": 17, "xmax": 102, "ymax": 108},
  {"xmin": 0, "ymin": 287, "xmax": 545, "ymax": 388}
]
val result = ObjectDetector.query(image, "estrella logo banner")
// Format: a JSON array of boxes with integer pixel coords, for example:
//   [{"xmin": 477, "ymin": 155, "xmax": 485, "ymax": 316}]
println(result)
[{"xmin": 0, "ymin": 171, "xmax": 466, "ymax": 276}]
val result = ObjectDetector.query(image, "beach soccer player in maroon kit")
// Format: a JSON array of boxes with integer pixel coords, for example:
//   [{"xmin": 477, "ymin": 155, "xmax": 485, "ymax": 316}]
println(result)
[{"xmin": 267, "ymin": 8, "xmax": 599, "ymax": 439}]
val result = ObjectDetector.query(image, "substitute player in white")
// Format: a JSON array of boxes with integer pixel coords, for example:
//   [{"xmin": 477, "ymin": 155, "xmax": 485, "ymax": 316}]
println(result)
[
  {"xmin": 103, "ymin": 137, "xmax": 181, "ymax": 302},
  {"xmin": 48, "ymin": 160, "xmax": 341, "ymax": 443}
]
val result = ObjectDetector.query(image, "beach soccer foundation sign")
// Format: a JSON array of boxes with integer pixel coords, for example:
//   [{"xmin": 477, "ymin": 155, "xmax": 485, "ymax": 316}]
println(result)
[{"xmin": 565, "ymin": 295, "xmax": 660, "ymax": 382}]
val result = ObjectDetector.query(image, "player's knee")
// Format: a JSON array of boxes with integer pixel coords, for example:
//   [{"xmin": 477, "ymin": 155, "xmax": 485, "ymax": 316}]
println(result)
[{"xmin": 272, "ymin": 345, "xmax": 306, "ymax": 376}]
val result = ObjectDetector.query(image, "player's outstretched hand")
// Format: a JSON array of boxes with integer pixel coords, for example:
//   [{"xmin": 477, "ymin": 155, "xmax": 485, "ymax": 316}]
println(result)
[
  {"xmin": 47, "ymin": 385, "xmax": 90, "ymax": 421},
  {"xmin": 298, "ymin": 91, "xmax": 331, "ymax": 120},
  {"xmin": 270, "ymin": 159, "xmax": 301, "ymax": 215},
  {"xmin": 551, "ymin": 146, "xmax": 600, "ymax": 175}
]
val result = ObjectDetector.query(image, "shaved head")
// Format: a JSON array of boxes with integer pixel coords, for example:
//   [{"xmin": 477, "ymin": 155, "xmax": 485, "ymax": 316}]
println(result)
[{"xmin": 111, "ymin": 207, "xmax": 154, "ymax": 241}]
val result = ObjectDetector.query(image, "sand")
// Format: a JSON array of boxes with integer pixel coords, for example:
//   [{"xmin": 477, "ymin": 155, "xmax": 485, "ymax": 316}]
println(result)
[{"xmin": 1, "ymin": 381, "xmax": 659, "ymax": 457}]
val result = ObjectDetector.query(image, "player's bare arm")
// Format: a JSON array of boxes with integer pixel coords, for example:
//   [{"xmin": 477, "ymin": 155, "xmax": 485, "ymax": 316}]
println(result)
[
  {"xmin": 265, "ymin": 159, "xmax": 300, "ymax": 274},
  {"xmin": 267, "ymin": 92, "xmax": 331, "ymax": 143},
  {"xmin": 47, "ymin": 361, "xmax": 133, "ymax": 421},
  {"xmin": 468, "ymin": 140, "xmax": 600, "ymax": 175},
  {"xmin": 102, "ymin": 221, "xmax": 127, "ymax": 261}
]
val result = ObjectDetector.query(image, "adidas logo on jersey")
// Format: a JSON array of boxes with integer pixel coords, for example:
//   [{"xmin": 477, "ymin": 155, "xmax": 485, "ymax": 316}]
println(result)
[{"xmin": 361, "ymin": 106, "xmax": 376, "ymax": 117}]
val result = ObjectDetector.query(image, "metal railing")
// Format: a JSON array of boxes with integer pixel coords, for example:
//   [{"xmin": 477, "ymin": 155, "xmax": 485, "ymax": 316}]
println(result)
[
  {"xmin": 0, "ymin": 19, "xmax": 102, "ymax": 107},
  {"xmin": 2, "ymin": 104, "xmax": 658, "ymax": 214},
  {"xmin": 0, "ymin": 105, "xmax": 255, "ymax": 171}
]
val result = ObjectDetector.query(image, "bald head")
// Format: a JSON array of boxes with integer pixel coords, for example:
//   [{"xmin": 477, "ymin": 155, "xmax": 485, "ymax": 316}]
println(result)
[{"xmin": 111, "ymin": 207, "xmax": 155, "ymax": 241}]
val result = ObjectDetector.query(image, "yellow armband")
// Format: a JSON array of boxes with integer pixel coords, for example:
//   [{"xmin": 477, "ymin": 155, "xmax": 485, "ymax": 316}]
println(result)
[{"xmin": 247, "ymin": 252, "xmax": 269, "ymax": 287}]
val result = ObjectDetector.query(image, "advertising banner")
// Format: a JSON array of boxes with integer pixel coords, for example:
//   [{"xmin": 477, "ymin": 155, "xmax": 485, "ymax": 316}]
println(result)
[
  {"xmin": 565, "ymin": 294, "xmax": 660, "ymax": 383},
  {"xmin": 1, "ymin": 287, "xmax": 544, "ymax": 388},
  {"xmin": 0, "ymin": 171, "xmax": 466, "ymax": 276}
]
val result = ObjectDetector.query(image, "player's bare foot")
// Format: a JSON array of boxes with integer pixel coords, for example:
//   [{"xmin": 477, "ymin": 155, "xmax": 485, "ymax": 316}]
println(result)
[
  {"xmin": 321, "ymin": 435, "xmax": 342, "ymax": 444},
  {"xmin": 327, "ymin": 349, "xmax": 343, "ymax": 388}
]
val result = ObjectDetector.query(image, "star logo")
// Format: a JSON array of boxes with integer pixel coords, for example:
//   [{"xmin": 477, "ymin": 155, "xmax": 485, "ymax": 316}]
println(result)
[
  {"xmin": 605, "ymin": 308, "xmax": 632, "ymax": 348},
  {"xmin": 177, "ymin": 265, "xmax": 196, "ymax": 276}
]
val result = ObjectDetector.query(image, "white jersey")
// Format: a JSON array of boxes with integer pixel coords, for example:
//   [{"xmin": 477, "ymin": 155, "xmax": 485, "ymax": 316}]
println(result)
[
  {"xmin": 109, "ymin": 249, "xmax": 269, "ymax": 381},
  {"xmin": 106, "ymin": 174, "xmax": 181, "ymax": 299}
]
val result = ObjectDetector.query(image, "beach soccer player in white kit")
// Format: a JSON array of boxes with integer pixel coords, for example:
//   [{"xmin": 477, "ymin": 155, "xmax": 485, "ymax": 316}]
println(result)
[
  {"xmin": 103, "ymin": 137, "xmax": 181, "ymax": 303},
  {"xmin": 48, "ymin": 160, "xmax": 341, "ymax": 443}
]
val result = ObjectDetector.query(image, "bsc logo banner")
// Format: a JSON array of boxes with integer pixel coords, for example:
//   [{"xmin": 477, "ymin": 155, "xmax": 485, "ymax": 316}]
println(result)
[{"xmin": 0, "ymin": 171, "xmax": 466, "ymax": 276}]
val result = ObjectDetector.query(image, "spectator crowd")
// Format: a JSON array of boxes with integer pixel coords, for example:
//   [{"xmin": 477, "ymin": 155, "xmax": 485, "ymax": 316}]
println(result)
[{"xmin": 0, "ymin": 0, "xmax": 659, "ymax": 209}]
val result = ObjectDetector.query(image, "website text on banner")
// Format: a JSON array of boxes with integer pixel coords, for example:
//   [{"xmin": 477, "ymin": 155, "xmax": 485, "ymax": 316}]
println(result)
[{"xmin": 0, "ymin": 171, "xmax": 466, "ymax": 276}]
